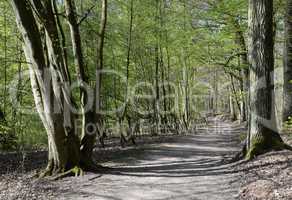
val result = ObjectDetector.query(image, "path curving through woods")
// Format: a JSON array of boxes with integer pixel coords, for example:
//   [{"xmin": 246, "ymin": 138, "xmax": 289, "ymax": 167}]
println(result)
[{"xmin": 58, "ymin": 118, "xmax": 244, "ymax": 200}]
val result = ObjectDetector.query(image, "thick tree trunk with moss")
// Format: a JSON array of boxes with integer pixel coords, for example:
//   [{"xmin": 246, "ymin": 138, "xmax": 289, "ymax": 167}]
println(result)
[
  {"xmin": 246, "ymin": 0, "xmax": 291, "ymax": 159},
  {"xmin": 283, "ymin": 0, "xmax": 292, "ymax": 125},
  {"xmin": 11, "ymin": 0, "xmax": 94, "ymax": 176}
]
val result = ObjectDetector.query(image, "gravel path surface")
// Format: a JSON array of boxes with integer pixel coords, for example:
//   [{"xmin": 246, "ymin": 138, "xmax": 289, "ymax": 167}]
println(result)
[{"xmin": 58, "ymin": 119, "xmax": 243, "ymax": 200}]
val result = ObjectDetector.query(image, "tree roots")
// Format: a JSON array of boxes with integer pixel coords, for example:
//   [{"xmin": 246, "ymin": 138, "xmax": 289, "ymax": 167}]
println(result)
[
  {"xmin": 245, "ymin": 140, "xmax": 292, "ymax": 160},
  {"xmin": 38, "ymin": 160, "xmax": 109, "ymax": 180},
  {"xmin": 231, "ymin": 138, "xmax": 292, "ymax": 162},
  {"xmin": 245, "ymin": 140, "xmax": 292, "ymax": 161},
  {"xmin": 49, "ymin": 166, "xmax": 84, "ymax": 180}
]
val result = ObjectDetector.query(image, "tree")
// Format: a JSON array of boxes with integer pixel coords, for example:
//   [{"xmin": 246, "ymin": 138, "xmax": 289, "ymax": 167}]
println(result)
[
  {"xmin": 283, "ymin": 0, "xmax": 292, "ymax": 124},
  {"xmin": 246, "ymin": 0, "xmax": 291, "ymax": 159},
  {"xmin": 10, "ymin": 0, "xmax": 106, "ymax": 177},
  {"xmin": 64, "ymin": 0, "xmax": 98, "ymax": 167}
]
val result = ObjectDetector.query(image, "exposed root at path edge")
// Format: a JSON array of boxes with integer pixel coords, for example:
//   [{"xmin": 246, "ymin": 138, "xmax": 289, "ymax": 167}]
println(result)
[
  {"xmin": 230, "ymin": 139, "xmax": 292, "ymax": 162},
  {"xmin": 38, "ymin": 160, "xmax": 110, "ymax": 180},
  {"xmin": 50, "ymin": 166, "xmax": 84, "ymax": 181}
]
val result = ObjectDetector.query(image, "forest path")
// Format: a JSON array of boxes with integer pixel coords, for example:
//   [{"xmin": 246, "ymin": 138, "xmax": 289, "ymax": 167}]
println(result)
[{"xmin": 60, "ymin": 118, "xmax": 244, "ymax": 200}]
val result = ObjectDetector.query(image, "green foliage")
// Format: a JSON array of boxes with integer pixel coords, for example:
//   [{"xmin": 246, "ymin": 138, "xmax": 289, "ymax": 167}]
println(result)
[
  {"xmin": 0, "ymin": 0, "xmax": 257, "ymax": 149},
  {"xmin": 283, "ymin": 116, "xmax": 292, "ymax": 136},
  {"xmin": 0, "ymin": 123, "xmax": 17, "ymax": 150}
]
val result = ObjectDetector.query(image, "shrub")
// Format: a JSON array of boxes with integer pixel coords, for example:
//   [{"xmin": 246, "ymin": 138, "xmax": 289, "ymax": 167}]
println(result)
[{"xmin": 0, "ymin": 123, "xmax": 17, "ymax": 151}]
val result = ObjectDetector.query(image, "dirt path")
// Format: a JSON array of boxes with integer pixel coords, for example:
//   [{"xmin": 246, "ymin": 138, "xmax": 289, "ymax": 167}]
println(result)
[{"xmin": 58, "ymin": 119, "xmax": 243, "ymax": 200}]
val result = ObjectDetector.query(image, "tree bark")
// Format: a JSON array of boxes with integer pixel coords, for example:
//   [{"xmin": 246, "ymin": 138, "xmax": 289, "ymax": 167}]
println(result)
[
  {"xmin": 3, "ymin": 3, "xmax": 7, "ymax": 116},
  {"xmin": 64, "ymin": 0, "xmax": 98, "ymax": 169},
  {"xmin": 87, "ymin": 0, "xmax": 108, "ymax": 153},
  {"xmin": 283, "ymin": 0, "xmax": 292, "ymax": 125},
  {"xmin": 96, "ymin": 0, "xmax": 107, "ymax": 111},
  {"xmin": 246, "ymin": 0, "xmax": 291, "ymax": 159},
  {"xmin": 11, "ymin": 0, "xmax": 84, "ymax": 176},
  {"xmin": 232, "ymin": 18, "xmax": 249, "ymax": 122},
  {"xmin": 119, "ymin": 0, "xmax": 136, "ymax": 146},
  {"xmin": 153, "ymin": 0, "xmax": 161, "ymax": 135},
  {"xmin": 229, "ymin": 87, "xmax": 236, "ymax": 121}
]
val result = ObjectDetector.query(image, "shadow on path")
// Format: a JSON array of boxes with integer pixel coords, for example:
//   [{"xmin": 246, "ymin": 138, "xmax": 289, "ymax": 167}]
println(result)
[{"xmin": 59, "ymin": 119, "xmax": 245, "ymax": 200}]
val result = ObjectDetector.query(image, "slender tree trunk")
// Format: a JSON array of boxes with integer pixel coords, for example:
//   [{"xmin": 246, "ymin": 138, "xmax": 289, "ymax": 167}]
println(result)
[
  {"xmin": 125, "ymin": 0, "xmax": 134, "ymax": 104},
  {"xmin": 154, "ymin": 45, "xmax": 160, "ymax": 134},
  {"xmin": 53, "ymin": 0, "xmax": 71, "ymax": 83},
  {"xmin": 120, "ymin": 0, "xmax": 135, "ymax": 146},
  {"xmin": 230, "ymin": 75, "xmax": 241, "ymax": 115},
  {"xmin": 213, "ymin": 68, "xmax": 218, "ymax": 114},
  {"xmin": 94, "ymin": 0, "xmax": 108, "ymax": 149},
  {"xmin": 238, "ymin": 71, "xmax": 246, "ymax": 122},
  {"xmin": 3, "ymin": 3, "xmax": 7, "ymax": 116},
  {"xmin": 96, "ymin": 0, "xmax": 107, "ymax": 110},
  {"xmin": 233, "ymin": 18, "xmax": 249, "ymax": 122},
  {"xmin": 158, "ymin": 0, "xmax": 168, "ymax": 126},
  {"xmin": 182, "ymin": 61, "xmax": 189, "ymax": 129},
  {"xmin": 64, "ymin": 0, "xmax": 99, "ymax": 169},
  {"xmin": 229, "ymin": 88, "xmax": 236, "ymax": 121},
  {"xmin": 12, "ymin": 43, "xmax": 23, "ymax": 124},
  {"xmin": 153, "ymin": 0, "xmax": 161, "ymax": 135},
  {"xmin": 160, "ymin": 47, "xmax": 168, "ymax": 125},
  {"xmin": 165, "ymin": 46, "xmax": 172, "ymax": 115}
]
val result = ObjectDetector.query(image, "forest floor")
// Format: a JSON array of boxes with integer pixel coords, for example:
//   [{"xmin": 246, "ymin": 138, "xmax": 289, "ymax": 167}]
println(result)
[
  {"xmin": 0, "ymin": 117, "xmax": 292, "ymax": 200},
  {"xmin": 238, "ymin": 135, "xmax": 292, "ymax": 200}
]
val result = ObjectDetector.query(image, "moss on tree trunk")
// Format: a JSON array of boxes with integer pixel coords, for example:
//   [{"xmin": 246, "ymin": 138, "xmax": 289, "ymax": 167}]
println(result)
[{"xmin": 245, "ymin": 130, "xmax": 288, "ymax": 160}]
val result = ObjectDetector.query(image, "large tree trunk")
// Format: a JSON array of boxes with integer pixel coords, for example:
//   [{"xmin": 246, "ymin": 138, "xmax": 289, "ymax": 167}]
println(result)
[
  {"xmin": 11, "ymin": 0, "xmax": 88, "ymax": 176},
  {"xmin": 283, "ymin": 0, "xmax": 292, "ymax": 126},
  {"xmin": 246, "ymin": 0, "xmax": 291, "ymax": 159}
]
